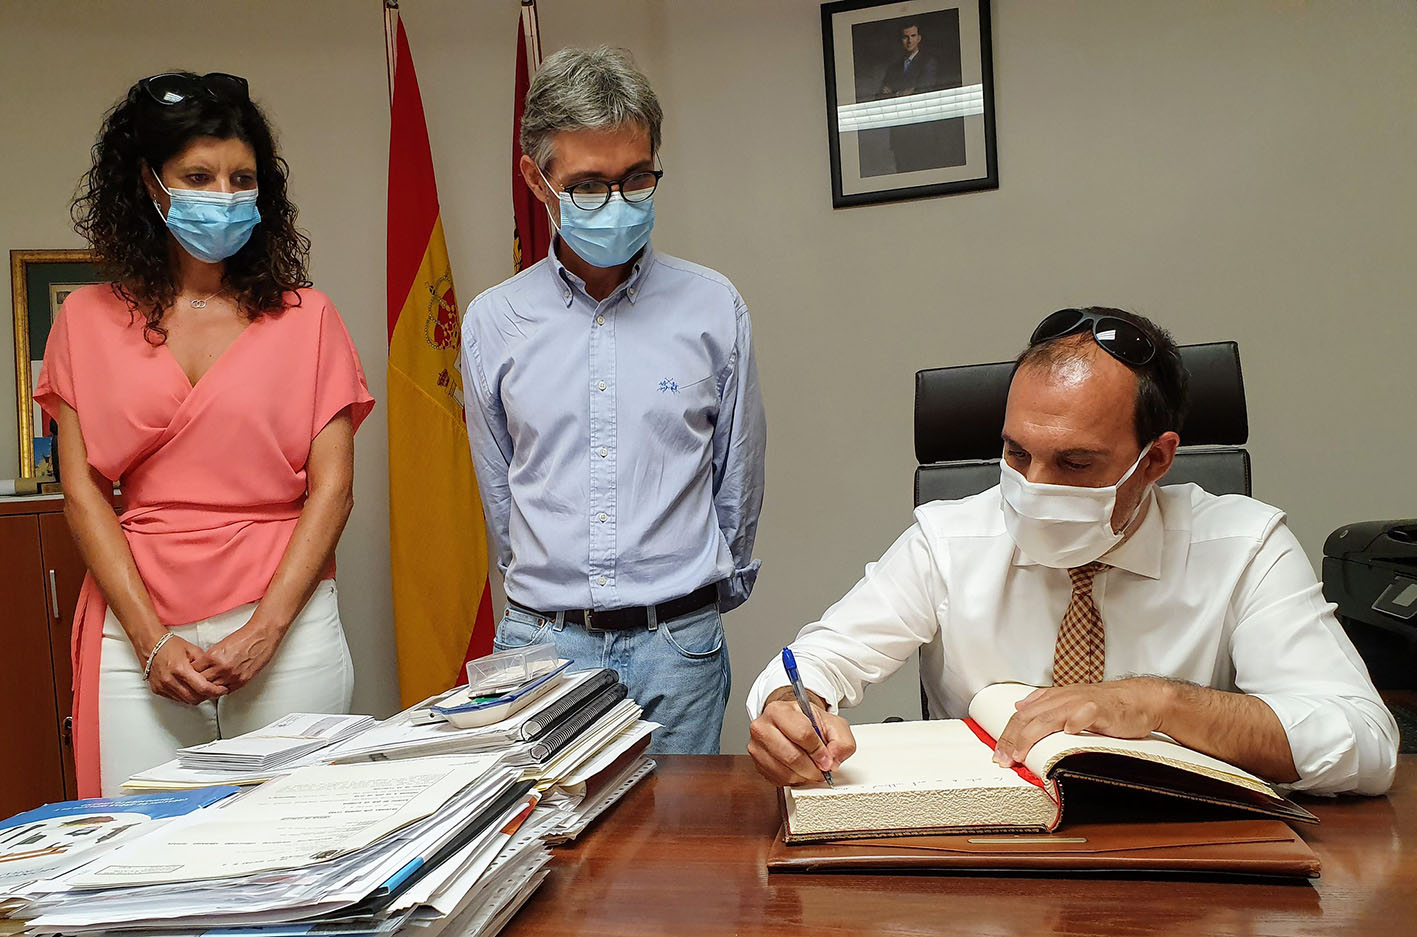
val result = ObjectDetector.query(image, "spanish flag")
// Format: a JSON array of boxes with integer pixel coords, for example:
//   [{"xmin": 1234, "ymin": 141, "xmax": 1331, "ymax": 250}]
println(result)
[{"xmin": 385, "ymin": 7, "xmax": 493, "ymax": 706}]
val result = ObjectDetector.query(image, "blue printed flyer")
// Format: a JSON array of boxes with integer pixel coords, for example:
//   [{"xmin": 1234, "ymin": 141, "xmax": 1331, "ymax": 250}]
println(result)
[{"xmin": 0, "ymin": 786, "xmax": 238, "ymax": 890}]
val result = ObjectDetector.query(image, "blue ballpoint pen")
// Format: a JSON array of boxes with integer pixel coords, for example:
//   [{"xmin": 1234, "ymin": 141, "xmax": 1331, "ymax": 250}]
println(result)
[{"xmin": 781, "ymin": 647, "xmax": 834, "ymax": 787}]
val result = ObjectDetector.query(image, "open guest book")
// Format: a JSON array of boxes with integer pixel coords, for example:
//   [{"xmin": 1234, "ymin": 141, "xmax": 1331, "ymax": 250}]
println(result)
[{"xmin": 782, "ymin": 682, "xmax": 1317, "ymax": 844}]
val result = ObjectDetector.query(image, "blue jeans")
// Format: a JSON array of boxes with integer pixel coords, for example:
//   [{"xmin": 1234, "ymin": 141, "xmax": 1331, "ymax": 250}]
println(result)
[{"xmin": 493, "ymin": 602, "xmax": 730, "ymax": 754}]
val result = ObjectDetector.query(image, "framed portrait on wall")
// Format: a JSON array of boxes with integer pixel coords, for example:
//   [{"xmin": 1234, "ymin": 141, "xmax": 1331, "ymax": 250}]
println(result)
[
  {"xmin": 821, "ymin": 0, "xmax": 997, "ymax": 207},
  {"xmin": 10, "ymin": 249, "xmax": 102, "ymax": 479}
]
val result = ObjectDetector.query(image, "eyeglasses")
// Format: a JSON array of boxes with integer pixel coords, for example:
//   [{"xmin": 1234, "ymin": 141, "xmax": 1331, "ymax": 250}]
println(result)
[
  {"xmin": 1029, "ymin": 308, "xmax": 1157, "ymax": 366},
  {"xmin": 139, "ymin": 72, "xmax": 250, "ymax": 107},
  {"xmin": 552, "ymin": 169, "xmax": 664, "ymax": 211}
]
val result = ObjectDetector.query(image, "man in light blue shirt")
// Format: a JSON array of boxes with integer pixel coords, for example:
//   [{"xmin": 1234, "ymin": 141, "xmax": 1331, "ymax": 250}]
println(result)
[{"xmin": 460, "ymin": 46, "xmax": 766, "ymax": 754}]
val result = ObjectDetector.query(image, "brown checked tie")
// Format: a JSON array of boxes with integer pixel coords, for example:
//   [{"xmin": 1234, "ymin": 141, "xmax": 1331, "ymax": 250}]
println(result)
[{"xmin": 1052, "ymin": 562, "xmax": 1108, "ymax": 685}]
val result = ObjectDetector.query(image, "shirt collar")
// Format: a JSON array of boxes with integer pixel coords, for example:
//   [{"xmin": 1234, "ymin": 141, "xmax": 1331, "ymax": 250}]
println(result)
[
  {"xmin": 1010, "ymin": 486, "xmax": 1164, "ymax": 579},
  {"xmin": 547, "ymin": 236, "xmax": 655, "ymax": 308}
]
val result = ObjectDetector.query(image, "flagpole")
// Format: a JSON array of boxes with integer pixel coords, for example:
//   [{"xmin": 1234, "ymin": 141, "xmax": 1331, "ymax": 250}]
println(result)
[
  {"xmin": 520, "ymin": 0, "xmax": 542, "ymax": 73},
  {"xmin": 384, "ymin": 0, "xmax": 399, "ymax": 106}
]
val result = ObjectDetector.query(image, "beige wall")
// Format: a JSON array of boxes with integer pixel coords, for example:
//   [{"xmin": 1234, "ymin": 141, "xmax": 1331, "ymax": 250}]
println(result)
[{"xmin": 2, "ymin": 2, "xmax": 1414, "ymax": 746}]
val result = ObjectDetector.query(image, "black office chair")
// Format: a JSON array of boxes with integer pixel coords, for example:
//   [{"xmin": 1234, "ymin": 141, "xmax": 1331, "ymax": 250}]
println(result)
[
  {"xmin": 914, "ymin": 341, "xmax": 1250, "ymax": 505},
  {"xmin": 909, "ymin": 341, "xmax": 1250, "ymax": 717}
]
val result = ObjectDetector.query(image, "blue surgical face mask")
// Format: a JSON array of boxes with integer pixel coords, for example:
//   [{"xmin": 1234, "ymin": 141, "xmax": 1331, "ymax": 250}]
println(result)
[
  {"xmin": 539, "ymin": 168, "xmax": 654, "ymax": 268},
  {"xmin": 151, "ymin": 174, "xmax": 261, "ymax": 264}
]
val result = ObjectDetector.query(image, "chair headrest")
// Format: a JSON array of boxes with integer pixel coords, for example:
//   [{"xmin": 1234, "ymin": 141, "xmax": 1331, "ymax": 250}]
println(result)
[{"xmin": 915, "ymin": 341, "xmax": 1248, "ymax": 464}]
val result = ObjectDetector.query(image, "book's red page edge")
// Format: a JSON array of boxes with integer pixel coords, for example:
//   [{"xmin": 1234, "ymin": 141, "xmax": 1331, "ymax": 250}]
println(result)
[{"xmin": 963, "ymin": 717, "xmax": 1047, "ymax": 790}]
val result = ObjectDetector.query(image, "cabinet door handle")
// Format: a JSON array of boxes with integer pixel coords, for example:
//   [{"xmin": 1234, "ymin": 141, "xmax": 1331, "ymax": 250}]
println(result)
[{"xmin": 48, "ymin": 569, "xmax": 60, "ymax": 619}]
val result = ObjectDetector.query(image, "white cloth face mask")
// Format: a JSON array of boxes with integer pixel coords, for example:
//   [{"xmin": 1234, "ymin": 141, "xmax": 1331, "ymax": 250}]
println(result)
[{"xmin": 999, "ymin": 444, "xmax": 1153, "ymax": 569}]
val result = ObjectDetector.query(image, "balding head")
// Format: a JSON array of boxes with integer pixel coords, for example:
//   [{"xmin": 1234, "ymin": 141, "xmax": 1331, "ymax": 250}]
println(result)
[
  {"xmin": 1017, "ymin": 307, "xmax": 1188, "ymax": 447},
  {"xmin": 1003, "ymin": 333, "xmax": 1180, "ymax": 533},
  {"xmin": 1010, "ymin": 335, "xmax": 1138, "ymax": 453}
]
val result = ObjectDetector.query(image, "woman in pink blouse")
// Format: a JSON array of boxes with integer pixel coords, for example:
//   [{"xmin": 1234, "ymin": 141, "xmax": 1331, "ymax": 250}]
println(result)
[{"xmin": 37, "ymin": 72, "xmax": 374, "ymax": 796}]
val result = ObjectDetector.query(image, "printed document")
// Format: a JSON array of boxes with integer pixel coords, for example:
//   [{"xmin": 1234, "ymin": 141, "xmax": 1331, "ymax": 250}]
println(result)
[{"xmin": 67, "ymin": 755, "xmax": 501, "ymax": 888}]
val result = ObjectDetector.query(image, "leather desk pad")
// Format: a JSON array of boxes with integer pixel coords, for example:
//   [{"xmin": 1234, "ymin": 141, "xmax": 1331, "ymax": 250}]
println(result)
[{"xmin": 766, "ymin": 819, "xmax": 1320, "ymax": 879}]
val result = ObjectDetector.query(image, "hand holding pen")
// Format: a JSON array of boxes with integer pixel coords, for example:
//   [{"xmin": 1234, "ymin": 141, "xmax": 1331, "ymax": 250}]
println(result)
[
  {"xmin": 746, "ymin": 647, "xmax": 858, "ymax": 788},
  {"xmin": 782, "ymin": 647, "xmax": 835, "ymax": 786}
]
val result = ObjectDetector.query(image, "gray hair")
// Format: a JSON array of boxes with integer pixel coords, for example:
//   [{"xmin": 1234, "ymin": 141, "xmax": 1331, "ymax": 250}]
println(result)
[{"xmin": 520, "ymin": 46, "xmax": 663, "ymax": 169}]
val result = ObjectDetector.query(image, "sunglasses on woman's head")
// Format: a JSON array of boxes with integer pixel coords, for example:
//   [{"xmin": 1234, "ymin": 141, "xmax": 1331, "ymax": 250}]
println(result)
[
  {"xmin": 1029, "ymin": 308, "xmax": 1157, "ymax": 366},
  {"xmin": 139, "ymin": 72, "xmax": 250, "ymax": 107}
]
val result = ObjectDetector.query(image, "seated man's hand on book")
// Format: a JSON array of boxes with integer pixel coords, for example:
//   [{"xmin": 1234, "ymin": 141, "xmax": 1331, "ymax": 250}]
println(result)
[
  {"xmin": 991, "ymin": 678, "xmax": 1167, "ymax": 768},
  {"xmin": 749, "ymin": 689, "xmax": 856, "ymax": 786}
]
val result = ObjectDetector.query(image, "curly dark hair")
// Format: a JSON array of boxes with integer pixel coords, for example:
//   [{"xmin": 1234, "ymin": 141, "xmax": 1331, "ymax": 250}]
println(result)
[{"xmin": 71, "ymin": 73, "xmax": 312, "ymax": 343}]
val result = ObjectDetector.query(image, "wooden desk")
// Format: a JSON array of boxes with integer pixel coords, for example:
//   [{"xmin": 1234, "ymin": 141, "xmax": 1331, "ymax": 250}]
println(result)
[{"xmin": 506, "ymin": 755, "xmax": 1415, "ymax": 937}]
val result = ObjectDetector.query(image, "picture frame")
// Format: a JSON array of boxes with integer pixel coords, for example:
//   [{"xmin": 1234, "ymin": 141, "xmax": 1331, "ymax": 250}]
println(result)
[
  {"xmin": 11, "ymin": 249, "xmax": 103, "ymax": 479},
  {"xmin": 821, "ymin": 0, "xmax": 998, "ymax": 208}
]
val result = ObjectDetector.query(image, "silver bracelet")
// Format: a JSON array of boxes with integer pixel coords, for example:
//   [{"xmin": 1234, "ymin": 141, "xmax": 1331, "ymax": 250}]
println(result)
[{"xmin": 143, "ymin": 632, "xmax": 175, "ymax": 680}]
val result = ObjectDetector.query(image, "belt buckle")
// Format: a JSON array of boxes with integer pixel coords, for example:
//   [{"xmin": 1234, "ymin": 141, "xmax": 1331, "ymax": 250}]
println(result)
[{"xmin": 583, "ymin": 609, "xmax": 596, "ymax": 632}]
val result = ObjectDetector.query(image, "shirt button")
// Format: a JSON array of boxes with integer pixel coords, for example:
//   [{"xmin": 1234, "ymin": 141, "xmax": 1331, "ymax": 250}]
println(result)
[
  {"xmin": 596, "ymin": 314, "xmax": 605, "ymax": 325},
  {"xmin": 599, "ymin": 447, "xmax": 609, "ymax": 458},
  {"xmin": 628, "ymin": 288, "xmax": 636, "ymax": 297},
  {"xmin": 597, "ymin": 512, "xmax": 608, "ymax": 523},
  {"xmin": 563, "ymin": 290, "xmax": 571, "ymax": 301},
  {"xmin": 598, "ymin": 380, "xmax": 607, "ymax": 391},
  {"xmin": 598, "ymin": 576, "xmax": 608, "ymax": 586}
]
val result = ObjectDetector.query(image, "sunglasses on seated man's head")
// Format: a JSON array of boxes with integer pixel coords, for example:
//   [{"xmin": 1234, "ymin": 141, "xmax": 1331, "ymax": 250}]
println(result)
[
  {"xmin": 139, "ymin": 72, "xmax": 250, "ymax": 107},
  {"xmin": 1029, "ymin": 308, "xmax": 1158, "ymax": 367}
]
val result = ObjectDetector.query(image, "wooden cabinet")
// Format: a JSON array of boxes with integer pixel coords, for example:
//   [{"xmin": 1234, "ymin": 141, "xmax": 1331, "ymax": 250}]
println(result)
[{"xmin": 0, "ymin": 496, "xmax": 84, "ymax": 815}]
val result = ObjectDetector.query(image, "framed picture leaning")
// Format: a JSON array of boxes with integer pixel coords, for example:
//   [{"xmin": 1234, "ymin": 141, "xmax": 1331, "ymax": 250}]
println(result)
[
  {"xmin": 10, "ymin": 249, "xmax": 102, "ymax": 479},
  {"xmin": 821, "ymin": 0, "xmax": 997, "ymax": 207}
]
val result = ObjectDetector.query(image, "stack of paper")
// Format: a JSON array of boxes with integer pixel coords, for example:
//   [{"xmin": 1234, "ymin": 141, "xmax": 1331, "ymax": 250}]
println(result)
[
  {"xmin": 10, "ymin": 755, "xmax": 550, "ymax": 937},
  {"xmin": 539, "ymin": 733, "xmax": 658, "ymax": 844},
  {"xmin": 25, "ymin": 657, "xmax": 669, "ymax": 936},
  {"xmin": 346, "ymin": 669, "xmax": 661, "ymax": 848},
  {"xmin": 176, "ymin": 712, "xmax": 376, "ymax": 772},
  {"xmin": 122, "ymin": 671, "xmax": 600, "ymax": 794},
  {"xmin": 331, "ymin": 669, "xmax": 626, "ymax": 764},
  {"xmin": 124, "ymin": 669, "xmax": 661, "ymax": 840}
]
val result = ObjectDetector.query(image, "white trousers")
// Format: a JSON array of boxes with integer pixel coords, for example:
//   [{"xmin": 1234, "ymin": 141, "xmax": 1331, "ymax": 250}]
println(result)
[{"xmin": 98, "ymin": 579, "xmax": 354, "ymax": 795}]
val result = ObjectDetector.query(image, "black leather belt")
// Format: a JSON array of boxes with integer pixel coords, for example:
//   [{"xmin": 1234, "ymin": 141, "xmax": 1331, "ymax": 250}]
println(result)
[{"xmin": 508, "ymin": 583, "xmax": 720, "ymax": 632}]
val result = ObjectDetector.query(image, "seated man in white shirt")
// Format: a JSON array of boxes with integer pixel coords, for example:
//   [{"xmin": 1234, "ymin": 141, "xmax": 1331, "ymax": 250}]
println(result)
[{"xmin": 747, "ymin": 308, "xmax": 1398, "ymax": 795}]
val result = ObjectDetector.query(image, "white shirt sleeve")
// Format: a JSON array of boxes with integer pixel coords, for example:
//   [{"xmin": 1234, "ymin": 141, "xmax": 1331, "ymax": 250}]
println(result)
[
  {"xmin": 1231, "ymin": 514, "xmax": 1399, "ymax": 795},
  {"xmin": 745, "ymin": 520, "xmax": 945, "ymax": 719}
]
